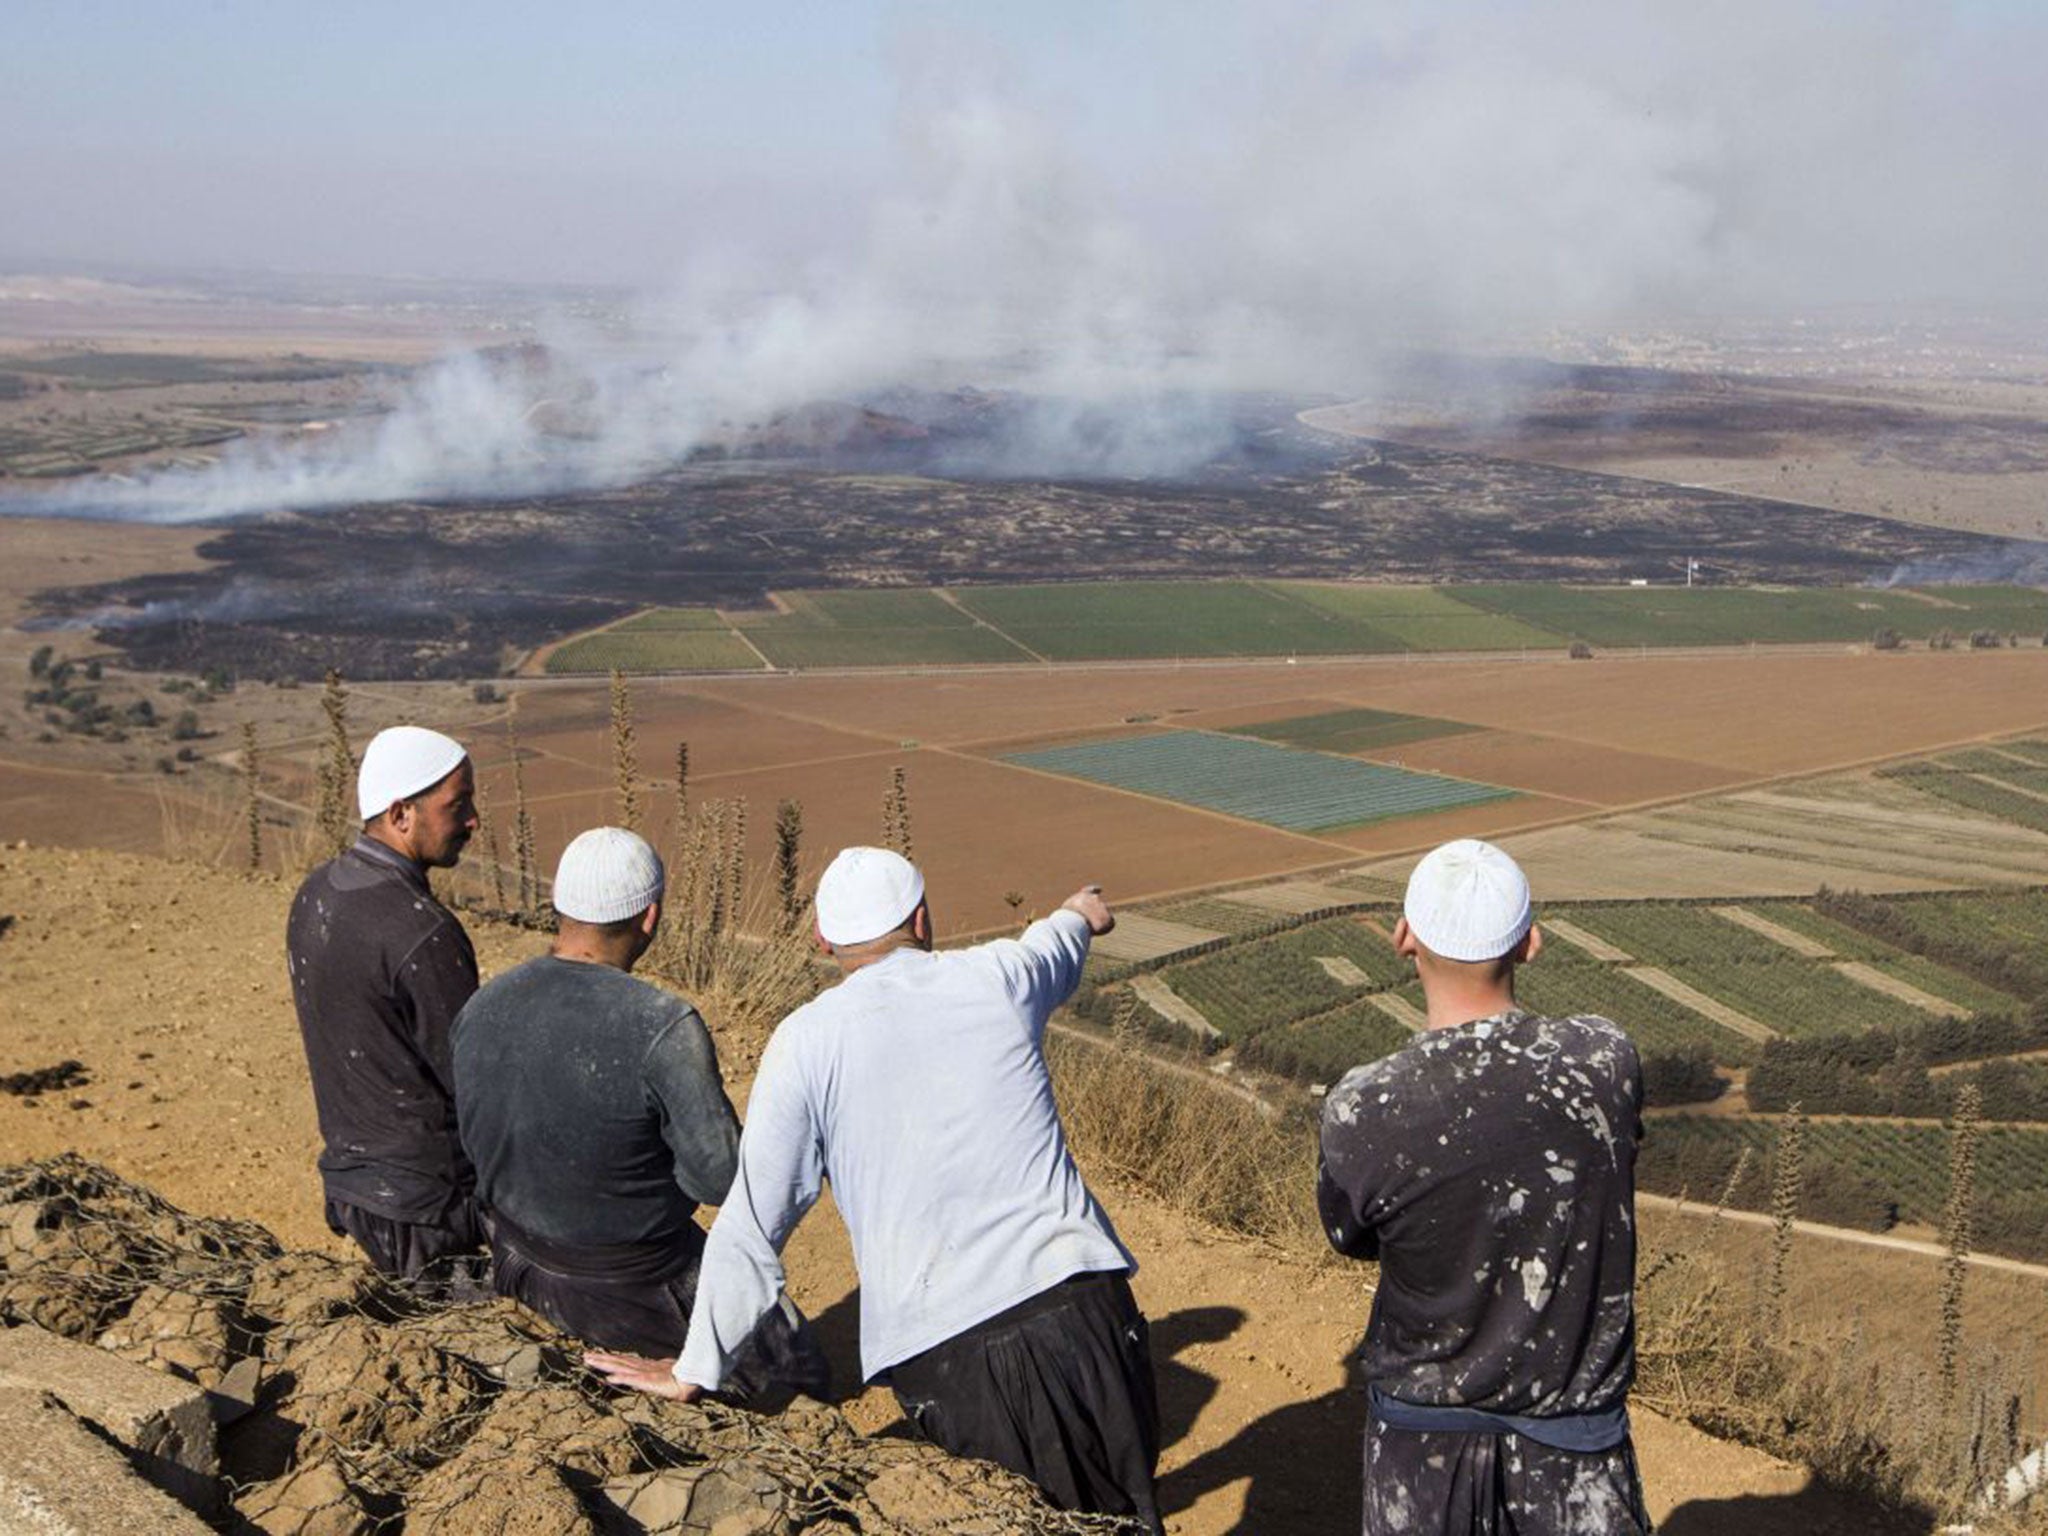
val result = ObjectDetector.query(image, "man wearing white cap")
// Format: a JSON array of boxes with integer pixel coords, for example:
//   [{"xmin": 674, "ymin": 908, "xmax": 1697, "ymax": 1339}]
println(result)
[
  {"xmin": 1317, "ymin": 839, "xmax": 1649, "ymax": 1535},
  {"xmin": 286, "ymin": 725, "xmax": 485, "ymax": 1280},
  {"xmin": 589, "ymin": 847, "xmax": 1161, "ymax": 1532},
  {"xmin": 450, "ymin": 828, "xmax": 822, "ymax": 1397}
]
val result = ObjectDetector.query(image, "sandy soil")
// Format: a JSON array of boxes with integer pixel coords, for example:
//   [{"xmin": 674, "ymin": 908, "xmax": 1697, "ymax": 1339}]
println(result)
[{"xmin": 3, "ymin": 841, "xmax": 2031, "ymax": 1531}]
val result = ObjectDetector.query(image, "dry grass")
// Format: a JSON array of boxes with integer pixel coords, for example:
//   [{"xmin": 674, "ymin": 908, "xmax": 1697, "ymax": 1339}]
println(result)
[
  {"xmin": 1047, "ymin": 1010, "xmax": 2044, "ymax": 1526},
  {"xmin": 1049, "ymin": 1013, "xmax": 1324, "ymax": 1254}
]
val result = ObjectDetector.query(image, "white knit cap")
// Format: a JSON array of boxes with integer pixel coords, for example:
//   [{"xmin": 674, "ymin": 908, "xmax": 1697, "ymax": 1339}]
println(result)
[
  {"xmin": 815, "ymin": 846, "xmax": 926, "ymax": 947},
  {"xmin": 553, "ymin": 827, "xmax": 665, "ymax": 924},
  {"xmin": 1402, "ymin": 838, "xmax": 1534, "ymax": 962},
  {"xmin": 356, "ymin": 726, "xmax": 468, "ymax": 820}
]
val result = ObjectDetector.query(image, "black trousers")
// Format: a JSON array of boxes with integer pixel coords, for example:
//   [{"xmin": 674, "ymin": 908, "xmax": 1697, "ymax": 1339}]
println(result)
[
  {"xmin": 325, "ymin": 1196, "xmax": 487, "ymax": 1289},
  {"xmin": 1363, "ymin": 1420, "xmax": 1652, "ymax": 1536},
  {"xmin": 889, "ymin": 1270, "xmax": 1162, "ymax": 1534},
  {"xmin": 488, "ymin": 1216, "xmax": 830, "ymax": 1407}
]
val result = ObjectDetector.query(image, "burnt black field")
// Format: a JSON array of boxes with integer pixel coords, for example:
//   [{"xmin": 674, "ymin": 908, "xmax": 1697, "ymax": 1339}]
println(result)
[{"xmin": 32, "ymin": 393, "xmax": 2031, "ymax": 680}]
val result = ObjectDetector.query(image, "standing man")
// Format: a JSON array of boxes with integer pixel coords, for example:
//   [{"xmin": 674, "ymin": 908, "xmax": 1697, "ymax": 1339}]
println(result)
[
  {"xmin": 287, "ymin": 725, "xmax": 484, "ymax": 1281},
  {"xmin": 1317, "ymin": 839, "xmax": 1650, "ymax": 1535},
  {"xmin": 452, "ymin": 826, "xmax": 820, "ymax": 1397},
  {"xmin": 589, "ymin": 847, "xmax": 1161, "ymax": 1533}
]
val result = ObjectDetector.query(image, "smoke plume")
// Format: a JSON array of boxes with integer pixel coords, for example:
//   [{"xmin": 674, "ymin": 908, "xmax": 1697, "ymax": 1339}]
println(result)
[{"xmin": 4, "ymin": 0, "xmax": 2042, "ymax": 523}]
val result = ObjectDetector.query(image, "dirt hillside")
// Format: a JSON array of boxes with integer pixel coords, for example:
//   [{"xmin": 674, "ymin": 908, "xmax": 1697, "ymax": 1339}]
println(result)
[{"xmin": 0, "ymin": 841, "xmax": 1917, "ymax": 1534}]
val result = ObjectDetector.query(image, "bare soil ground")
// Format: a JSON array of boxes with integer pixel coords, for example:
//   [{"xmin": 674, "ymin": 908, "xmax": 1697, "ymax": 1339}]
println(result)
[
  {"xmin": 13, "ymin": 646, "xmax": 2048, "ymax": 932},
  {"xmin": 0, "ymin": 841, "xmax": 1966, "ymax": 1534}
]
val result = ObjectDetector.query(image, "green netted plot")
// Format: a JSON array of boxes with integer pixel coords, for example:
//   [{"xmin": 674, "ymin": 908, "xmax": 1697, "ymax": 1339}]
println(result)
[{"xmin": 1006, "ymin": 730, "xmax": 1512, "ymax": 831}]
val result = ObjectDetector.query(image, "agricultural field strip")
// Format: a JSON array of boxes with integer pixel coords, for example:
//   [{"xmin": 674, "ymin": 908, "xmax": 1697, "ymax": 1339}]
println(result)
[
  {"xmin": 1129, "ymin": 974, "xmax": 1221, "ymax": 1042},
  {"xmin": 1710, "ymin": 905, "xmax": 1834, "ymax": 958},
  {"xmin": 541, "ymin": 582, "xmax": 2048, "ymax": 674},
  {"xmin": 1368, "ymin": 993, "xmax": 1429, "ymax": 1032},
  {"xmin": 1621, "ymin": 967, "xmax": 1776, "ymax": 1043},
  {"xmin": 1002, "ymin": 730, "xmax": 1516, "ymax": 833},
  {"xmin": 1827, "ymin": 961, "xmax": 1960, "ymax": 1015},
  {"xmin": 1540, "ymin": 917, "xmax": 1636, "ymax": 963},
  {"xmin": 931, "ymin": 588, "xmax": 1051, "ymax": 664},
  {"xmin": 1091, "ymin": 912, "xmax": 1230, "ymax": 962},
  {"xmin": 969, "ymin": 740, "xmax": 1366, "ymax": 854},
  {"xmin": 1315, "ymin": 956, "xmax": 1373, "ymax": 986}
]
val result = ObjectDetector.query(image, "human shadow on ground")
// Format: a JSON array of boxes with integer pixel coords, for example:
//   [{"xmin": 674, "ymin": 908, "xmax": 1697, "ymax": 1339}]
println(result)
[
  {"xmin": 801, "ymin": 1288, "xmax": 865, "ymax": 1405},
  {"xmin": 1659, "ymin": 1483, "xmax": 1935, "ymax": 1536},
  {"xmin": 1148, "ymin": 1305, "xmax": 1246, "ymax": 1454},
  {"xmin": 1160, "ymin": 1376, "xmax": 1364, "ymax": 1534}
]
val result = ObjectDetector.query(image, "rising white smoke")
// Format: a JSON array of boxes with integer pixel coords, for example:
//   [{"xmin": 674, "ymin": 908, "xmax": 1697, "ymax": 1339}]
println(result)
[{"xmin": 5, "ymin": 0, "xmax": 2039, "ymax": 523}]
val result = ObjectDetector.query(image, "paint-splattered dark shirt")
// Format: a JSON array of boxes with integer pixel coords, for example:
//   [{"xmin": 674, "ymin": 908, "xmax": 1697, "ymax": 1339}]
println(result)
[
  {"xmin": 451, "ymin": 955, "xmax": 740, "ymax": 1252},
  {"xmin": 1318, "ymin": 1009, "xmax": 1643, "ymax": 1419},
  {"xmin": 286, "ymin": 837, "xmax": 479, "ymax": 1223}
]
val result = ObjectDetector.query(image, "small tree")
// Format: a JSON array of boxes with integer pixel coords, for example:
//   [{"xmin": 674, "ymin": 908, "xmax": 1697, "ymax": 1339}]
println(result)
[
  {"xmin": 170, "ymin": 709, "xmax": 203, "ymax": 741},
  {"xmin": 1568, "ymin": 641, "xmax": 1594, "ymax": 660},
  {"xmin": 27, "ymin": 644, "xmax": 52, "ymax": 678},
  {"xmin": 1871, "ymin": 627, "xmax": 1903, "ymax": 651}
]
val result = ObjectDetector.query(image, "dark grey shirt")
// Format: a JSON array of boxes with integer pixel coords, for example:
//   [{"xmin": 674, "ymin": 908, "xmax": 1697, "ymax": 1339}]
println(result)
[
  {"xmin": 452, "ymin": 955, "xmax": 740, "ymax": 1251},
  {"xmin": 1317, "ymin": 1009, "xmax": 1643, "ymax": 1419},
  {"xmin": 286, "ymin": 836, "xmax": 480, "ymax": 1222}
]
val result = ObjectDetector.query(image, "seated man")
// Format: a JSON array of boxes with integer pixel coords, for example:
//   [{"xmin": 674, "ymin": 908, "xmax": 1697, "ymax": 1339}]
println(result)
[
  {"xmin": 287, "ymin": 724, "xmax": 485, "ymax": 1282},
  {"xmin": 452, "ymin": 826, "xmax": 820, "ymax": 1396},
  {"xmin": 1318, "ymin": 838, "xmax": 1650, "ymax": 1535},
  {"xmin": 590, "ymin": 848, "xmax": 1160, "ymax": 1532}
]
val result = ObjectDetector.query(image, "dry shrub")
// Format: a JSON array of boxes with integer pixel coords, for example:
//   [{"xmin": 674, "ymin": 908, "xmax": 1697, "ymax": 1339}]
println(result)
[
  {"xmin": 641, "ymin": 794, "xmax": 824, "ymax": 1069},
  {"xmin": 1635, "ymin": 1204, "xmax": 2046, "ymax": 1528},
  {"xmin": 1048, "ymin": 1017, "xmax": 1323, "ymax": 1253}
]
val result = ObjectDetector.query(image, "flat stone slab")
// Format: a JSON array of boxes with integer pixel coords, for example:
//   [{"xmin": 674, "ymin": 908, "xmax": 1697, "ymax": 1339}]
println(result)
[
  {"xmin": 0, "ymin": 1385, "xmax": 213, "ymax": 1534},
  {"xmin": 0, "ymin": 1321, "xmax": 218, "ymax": 1509}
]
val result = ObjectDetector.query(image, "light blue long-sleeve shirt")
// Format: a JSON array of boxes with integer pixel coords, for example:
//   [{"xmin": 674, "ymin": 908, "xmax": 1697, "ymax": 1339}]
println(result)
[{"xmin": 674, "ymin": 908, "xmax": 1135, "ymax": 1389}]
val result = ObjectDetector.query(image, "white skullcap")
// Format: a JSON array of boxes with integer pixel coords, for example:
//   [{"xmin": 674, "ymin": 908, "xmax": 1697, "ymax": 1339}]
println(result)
[
  {"xmin": 357, "ymin": 726, "xmax": 468, "ymax": 820},
  {"xmin": 553, "ymin": 827, "xmax": 665, "ymax": 924},
  {"xmin": 1403, "ymin": 838, "xmax": 1533, "ymax": 962},
  {"xmin": 815, "ymin": 846, "xmax": 925, "ymax": 947}
]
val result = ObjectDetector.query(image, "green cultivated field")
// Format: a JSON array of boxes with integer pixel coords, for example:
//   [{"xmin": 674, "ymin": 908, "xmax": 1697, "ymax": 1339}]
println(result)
[
  {"xmin": 1516, "ymin": 960, "xmax": 1762, "ymax": 1065},
  {"xmin": 1229, "ymin": 706, "xmax": 1481, "ymax": 755},
  {"xmin": 1161, "ymin": 917, "xmax": 1404, "ymax": 1040},
  {"xmin": 953, "ymin": 580, "xmax": 1392, "ymax": 659},
  {"xmin": 545, "ymin": 628, "xmax": 765, "ymax": 674},
  {"xmin": 1006, "ymin": 731, "xmax": 1514, "ymax": 831},
  {"xmin": 1459, "ymin": 583, "xmax": 2048, "ymax": 647},
  {"xmin": 1237, "ymin": 996, "xmax": 1421, "ymax": 1084},
  {"xmin": 1272, "ymin": 582, "xmax": 1564, "ymax": 651},
  {"xmin": 612, "ymin": 608, "xmax": 736, "ymax": 631},
  {"xmin": 541, "ymin": 581, "xmax": 2048, "ymax": 671},
  {"xmin": 1639, "ymin": 1116, "xmax": 2048, "ymax": 1258}
]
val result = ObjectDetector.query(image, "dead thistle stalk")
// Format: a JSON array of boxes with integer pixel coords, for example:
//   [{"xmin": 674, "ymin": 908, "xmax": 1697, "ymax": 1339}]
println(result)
[{"xmin": 610, "ymin": 669, "xmax": 640, "ymax": 833}]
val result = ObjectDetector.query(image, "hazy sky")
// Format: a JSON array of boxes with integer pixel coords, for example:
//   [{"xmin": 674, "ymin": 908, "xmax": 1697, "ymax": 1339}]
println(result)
[{"xmin": 6, "ymin": 0, "xmax": 2045, "ymax": 320}]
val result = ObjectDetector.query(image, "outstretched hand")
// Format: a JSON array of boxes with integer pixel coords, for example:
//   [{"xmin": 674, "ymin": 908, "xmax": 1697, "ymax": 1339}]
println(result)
[
  {"xmin": 1061, "ymin": 884, "xmax": 1115, "ymax": 936},
  {"xmin": 585, "ymin": 1350, "xmax": 702, "ymax": 1402}
]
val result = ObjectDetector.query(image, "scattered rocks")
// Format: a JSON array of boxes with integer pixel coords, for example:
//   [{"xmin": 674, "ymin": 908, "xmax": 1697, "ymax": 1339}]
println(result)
[
  {"xmin": 96, "ymin": 1280, "xmax": 250, "ymax": 1386},
  {"xmin": 599, "ymin": 1462, "xmax": 790, "ymax": 1534},
  {"xmin": 275, "ymin": 1315, "xmax": 481, "ymax": 1456},
  {"xmin": 245, "ymin": 1250, "xmax": 389, "ymax": 1329},
  {"xmin": 0, "ymin": 1059, "xmax": 88, "ymax": 1096},
  {"xmin": 232, "ymin": 1454, "xmax": 374, "ymax": 1536}
]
